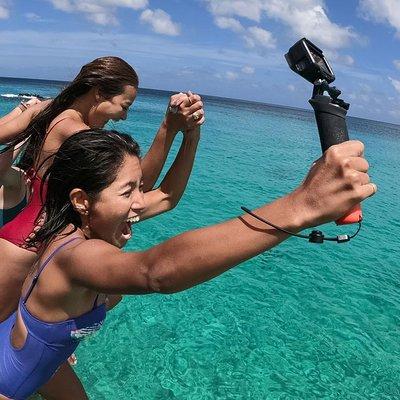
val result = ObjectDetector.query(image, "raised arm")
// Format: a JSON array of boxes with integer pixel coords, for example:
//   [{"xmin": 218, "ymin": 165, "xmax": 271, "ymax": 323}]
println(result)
[
  {"xmin": 140, "ymin": 92, "xmax": 203, "ymax": 192},
  {"xmin": 140, "ymin": 121, "xmax": 203, "ymax": 220},
  {"xmin": 66, "ymin": 141, "xmax": 376, "ymax": 295},
  {"xmin": 0, "ymin": 98, "xmax": 43, "ymax": 182},
  {"xmin": 0, "ymin": 103, "xmax": 26, "ymax": 125},
  {"xmin": 0, "ymin": 100, "xmax": 50, "ymax": 144}
]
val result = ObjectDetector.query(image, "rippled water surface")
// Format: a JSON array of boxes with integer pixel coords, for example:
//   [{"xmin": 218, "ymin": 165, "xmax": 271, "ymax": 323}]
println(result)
[{"xmin": 1, "ymin": 78, "xmax": 400, "ymax": 399}]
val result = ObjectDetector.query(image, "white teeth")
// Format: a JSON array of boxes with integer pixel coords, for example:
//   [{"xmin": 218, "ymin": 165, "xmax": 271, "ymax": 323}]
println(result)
[{"xmin": 127, "ymin": 216, "xmax": 140, "ymax": 223}]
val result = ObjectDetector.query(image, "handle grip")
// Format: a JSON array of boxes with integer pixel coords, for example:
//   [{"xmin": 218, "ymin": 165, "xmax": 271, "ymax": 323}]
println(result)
[{"xmin": 309, "ymin": 95, "xmax": 362, "ymax": 225}]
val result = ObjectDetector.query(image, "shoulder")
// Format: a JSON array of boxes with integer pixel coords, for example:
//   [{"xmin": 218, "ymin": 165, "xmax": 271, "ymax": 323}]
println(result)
[
  {"xmin": 58, "ymin": 238, "xmax": 123, "ymax": 274},
  {"xmin": 48, "ymin": 112, "xmax": 89, "ymax": 139}
]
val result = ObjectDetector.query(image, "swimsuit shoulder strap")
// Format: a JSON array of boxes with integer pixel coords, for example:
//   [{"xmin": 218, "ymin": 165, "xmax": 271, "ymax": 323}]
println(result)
[
  {"xmin": 23, "ymin": 237, "xmax": 81, "ymax": 303},
  {"xmin": 46, "ymin": 117, "xmax": 71, "ymax": 135},
  {"xmin": 31, "ymin": 117, "xmax": 73, "ymax": 172}
]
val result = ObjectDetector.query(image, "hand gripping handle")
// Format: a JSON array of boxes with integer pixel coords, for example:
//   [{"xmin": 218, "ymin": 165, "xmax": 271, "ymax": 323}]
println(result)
[{"xmin": 309, "ymin": 95, "xmax": 362, "ymax": 225}]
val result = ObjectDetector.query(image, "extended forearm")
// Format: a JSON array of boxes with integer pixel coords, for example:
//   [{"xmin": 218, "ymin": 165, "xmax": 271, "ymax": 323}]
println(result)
[
  {"xmin": 0, "ymin": 106, "xmax": 23, "ymax": 125},
  {"xmin": 141, "ymin": 120, "xmax": 177, "ymax": 192},
  {"xmin": 144, "ymin": 193, "xmax": 303, "ymax": 293},
  {"xmin": 157, "ymin": 129, "xmax": 200, "ymax": 208}
]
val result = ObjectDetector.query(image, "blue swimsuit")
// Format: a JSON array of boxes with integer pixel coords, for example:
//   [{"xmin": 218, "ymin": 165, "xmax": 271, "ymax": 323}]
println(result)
[{"xmin": 0, "ymin": 238, "xmax": 106, "ymax": 399}]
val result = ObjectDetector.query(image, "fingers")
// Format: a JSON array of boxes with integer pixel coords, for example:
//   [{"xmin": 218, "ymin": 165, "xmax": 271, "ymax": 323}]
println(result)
[
  {"xmin": 358, "ymin": 182, "xmax": 377, "ymax": 199},
  {"xmin": 327, "ymin": 140, "xmax": 364, "ymax": 158}
]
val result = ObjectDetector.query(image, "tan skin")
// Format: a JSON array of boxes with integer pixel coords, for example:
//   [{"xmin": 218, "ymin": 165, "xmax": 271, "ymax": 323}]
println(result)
[
  {"xmin": 0, "ymin": 86, "xmax": 205, "ymax": 320},
  {"xmin": 0, "ymin": 98, "xmax": 43, "ymax": 215},
  {"xmin": 0, "ymin": 140, "xmax": 376, "ymax": 399},
  {"xmin": 0, "ymin": 89, "xmax": 204, "ymax": 400}
]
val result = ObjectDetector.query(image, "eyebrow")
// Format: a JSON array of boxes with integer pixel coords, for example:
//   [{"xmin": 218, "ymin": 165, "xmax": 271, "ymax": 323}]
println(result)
[
  {"xmin": 120, "ymin": 179, "xmax": 143, "ymax": 190},
  {"xmin": 120, "ymin": 181, "xmax": 136, "ymax": 189}
]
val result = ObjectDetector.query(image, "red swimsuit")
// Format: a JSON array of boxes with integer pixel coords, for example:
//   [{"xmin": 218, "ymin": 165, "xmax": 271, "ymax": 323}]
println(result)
[
  {"xmin": 0, "ymin": 119, "xmax": 68, "ymax": 252},
  {"xmin": 0, "ymin": 170, "xmax": 47, "ymax": 251}
]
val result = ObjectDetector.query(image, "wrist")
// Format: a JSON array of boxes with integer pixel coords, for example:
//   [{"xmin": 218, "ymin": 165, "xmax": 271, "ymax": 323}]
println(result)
[
  {"xmin": 183, "ymin": 127, "xmax": 200, "ymax": 140},
  {"xmin": 285, "ymin": 187, "xmax": 315, "ymax": 231},
  {"xmin": 162, "ymin": 118, "xmax": 179, "ymax": 136},
  {"xmin": 17, "ymin": 102, "xmax": 27, "ymax": 113}
]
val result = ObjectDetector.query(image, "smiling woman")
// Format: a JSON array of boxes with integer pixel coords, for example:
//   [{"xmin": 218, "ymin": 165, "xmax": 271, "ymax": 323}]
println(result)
[
  {"xmin": 0, "ymin": 128, "xmax": 375, "ymax": 399},
  {"xmin": 0, "ymin": 55, "xmax": 204, "ymax": 332}
]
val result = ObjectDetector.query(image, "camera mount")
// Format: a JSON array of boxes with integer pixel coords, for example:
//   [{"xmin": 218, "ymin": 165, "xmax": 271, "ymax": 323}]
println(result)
[{"xmin": 285, "ymin": 38, "xmax": 362, "ymax": 225}]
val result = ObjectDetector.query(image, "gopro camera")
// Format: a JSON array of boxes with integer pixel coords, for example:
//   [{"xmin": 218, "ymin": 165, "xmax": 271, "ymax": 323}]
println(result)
[{"xmin": 285, "ymin": 38, "xmax": 335, "ymax": 84}]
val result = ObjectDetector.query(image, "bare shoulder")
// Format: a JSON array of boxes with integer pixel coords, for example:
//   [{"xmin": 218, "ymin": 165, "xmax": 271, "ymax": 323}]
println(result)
[
  {"xmin": 58, "ymin": 238, "xmax": 124, "ymax": 274},
  {"xmin": 49, "ymin": 111, "xmax": 89, "ymax": 139}
]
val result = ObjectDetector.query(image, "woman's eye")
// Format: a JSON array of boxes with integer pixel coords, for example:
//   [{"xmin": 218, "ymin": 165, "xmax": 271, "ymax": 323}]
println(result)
[{"xmin": 122, "ymin": 190, "xmax": 131, "ymax": 197}]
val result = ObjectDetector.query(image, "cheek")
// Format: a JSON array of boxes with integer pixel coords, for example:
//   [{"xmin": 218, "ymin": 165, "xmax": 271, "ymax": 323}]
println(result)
[
  {"xmin": 96, "ymin": 101, "xmax": 116, "ymax": 116},
  {"xmin": 91, "ymin": 198, "xmax": 128, "ymax": 226}
]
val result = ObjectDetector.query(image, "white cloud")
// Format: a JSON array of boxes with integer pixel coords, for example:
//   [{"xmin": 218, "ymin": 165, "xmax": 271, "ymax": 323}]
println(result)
[
  {"xmin": 393, "ymin": 60, "xmax": 400, "ymax": 70},
  {"xmin": 242, "ymin": 66, "xmax": 255, "ymax": 74},
  {"xmin": 0, "ymin": 0, "xmax": 10, "ymax": 19},
  {"xmin": 140, "ymin": 9, "xmax": 180, "ymax": 36},
  {"xmin": 25, "ymin": 12, "xmax": 44, "ymax": 22},
  {"xmin": 359, "ymin": 0, "xmax": 400, "ymax": 36},
  {"xmin": 206, "ymin": 0, "xmax": 261, "ymax": 22},
  {"xmin": 325, "ymin": 50, "xmax": 355, "ymax": 67},
  {"xmin": 47, "ymin": 0, "xmax": 148, "ymax": 25},
  {"xmin": 226, "ymin": 71, "xmax": 238, "ymax": 80},
  {"xmin": 389, "ymin": 77, "xmax": 400, "ymax": 93},
  {"xmin": 214, "ymin": 17, "xmax": 244, "ymax": 33},
  {"xmin": 215, "ymin": 71, "xmax": 239, "ymax": 80},
  {"xmin": 205, "ymin": 0, "xmax": 360, "ymax": 51},
  {"xmin": 245, "ymin": 26, "xmax": 276, "ymax": 49},
  {"xmin": 288, "ymin": 84, "xmax": 295, "ymax": 92}
]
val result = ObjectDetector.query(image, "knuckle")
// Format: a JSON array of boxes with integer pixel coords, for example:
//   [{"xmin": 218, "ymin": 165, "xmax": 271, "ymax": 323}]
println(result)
[{"xmin": 326, "ymin": 145, "xmax": 340, "ymax": 162}]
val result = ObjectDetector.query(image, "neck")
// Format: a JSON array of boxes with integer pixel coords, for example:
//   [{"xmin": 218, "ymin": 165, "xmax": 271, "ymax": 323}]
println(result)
[{"xmin": 69, "ymin": 91, "xmax": 96, "ymax": 126}]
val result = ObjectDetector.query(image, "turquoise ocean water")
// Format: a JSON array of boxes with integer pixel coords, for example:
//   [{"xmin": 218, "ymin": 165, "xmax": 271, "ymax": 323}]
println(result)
[{"xmin": 1, "ymin": 77, "xmax": 399, "ymax": 399}]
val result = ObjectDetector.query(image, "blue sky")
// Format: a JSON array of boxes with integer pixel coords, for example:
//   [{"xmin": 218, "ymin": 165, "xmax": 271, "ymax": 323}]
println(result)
[{"xmin": 0, "ymin": 0, "xmax": 400, "ymax": 124}]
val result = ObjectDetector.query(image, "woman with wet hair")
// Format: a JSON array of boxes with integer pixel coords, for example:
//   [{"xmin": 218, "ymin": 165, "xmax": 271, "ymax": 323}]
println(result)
[
  {"xmin": 0, "ymin": 129, "xmax": 375, "ymax": 399},
  {"xmin": 0, "ymin": 56, "xmax": 204, "ymax": 321},
  {"xmin": 0, "ymin": 97, "xmax": 45, "ymax": 227}
]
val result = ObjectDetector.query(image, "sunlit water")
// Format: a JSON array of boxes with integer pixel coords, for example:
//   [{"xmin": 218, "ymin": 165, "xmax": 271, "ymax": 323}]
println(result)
[{"xmin": 1, "ymin": 77, "xmax": 399, "ymax": 399}]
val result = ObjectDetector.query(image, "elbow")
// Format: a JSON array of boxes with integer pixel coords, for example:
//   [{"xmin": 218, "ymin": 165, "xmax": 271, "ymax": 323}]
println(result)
[{"xmin": 157, "ymin": 189, "xmax": 179, "ymax": 213}]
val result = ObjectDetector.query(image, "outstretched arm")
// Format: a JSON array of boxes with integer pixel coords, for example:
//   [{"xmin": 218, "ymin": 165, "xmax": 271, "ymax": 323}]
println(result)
[
  {"xmin": 67, "ymin": 141, "xmax": 376, "ymax": 295},
  {"xmin": 0, "ymin": 103, "xmax": 25, "ymax": 125},
  {"xmin": 141, "ymin": 92, "xmax": 203, "ymax": 192},
  {"xmin": 0, "ymin": 98, "xmax": 43, "ymax": 183},
  {"xmin": 0, "ymin": 99, "xmax": 50, "ymax": 144},
  {"xmin": 140, "ymin": 121, "xmax": 202, "ymax": 220}
]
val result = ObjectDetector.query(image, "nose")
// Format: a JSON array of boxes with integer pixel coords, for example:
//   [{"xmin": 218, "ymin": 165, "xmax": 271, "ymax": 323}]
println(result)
[{"xmin": 132, "ymin": 190, "xmax": 145, "ymax": 213}]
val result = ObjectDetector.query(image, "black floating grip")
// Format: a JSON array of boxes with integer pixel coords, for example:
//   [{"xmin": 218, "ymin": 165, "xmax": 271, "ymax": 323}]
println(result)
[{"xmin": 309, "ymin": 95, "xmax": 349, "ymax": 153}]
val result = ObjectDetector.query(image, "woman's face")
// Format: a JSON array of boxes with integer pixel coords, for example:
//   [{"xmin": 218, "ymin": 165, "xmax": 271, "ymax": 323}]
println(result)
[
  {"xmin": 90, "ymin": 84, "xmax": 137, "ymax": 128},
  {"xmin": 87, "ymin": 154, "xmax": 145, "ymax": 248}
]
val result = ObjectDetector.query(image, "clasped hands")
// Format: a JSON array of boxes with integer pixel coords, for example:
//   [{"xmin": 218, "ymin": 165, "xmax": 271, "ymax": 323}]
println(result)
[{"xmin": 165, "ymin": 91, "xmax": 205, "ymax": 134}]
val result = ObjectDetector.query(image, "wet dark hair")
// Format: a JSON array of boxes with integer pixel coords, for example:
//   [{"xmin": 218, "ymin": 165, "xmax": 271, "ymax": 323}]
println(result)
[
  {"xmin": 2, "ymin": 56, "xmax": 139, "ymax": 170},
  {"xmin": 32, "ymin": 129, "xmax": 141, "ymax": 249}
]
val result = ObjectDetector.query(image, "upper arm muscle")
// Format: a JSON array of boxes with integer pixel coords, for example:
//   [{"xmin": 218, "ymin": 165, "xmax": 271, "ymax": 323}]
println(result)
[{"xmin": 63, "ymin": 240, "xmax": 154, "ymax": 295}]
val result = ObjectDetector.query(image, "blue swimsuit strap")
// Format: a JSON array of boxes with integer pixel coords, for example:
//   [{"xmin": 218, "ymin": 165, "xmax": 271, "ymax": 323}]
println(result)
[{"xmin": 23, "ymin": 237, "xmax": 81, "ymax": 304}]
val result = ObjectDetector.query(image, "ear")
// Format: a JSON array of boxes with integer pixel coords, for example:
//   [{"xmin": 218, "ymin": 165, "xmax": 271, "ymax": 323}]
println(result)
[
  {"xmin": 70, "ymin": 188, "xmax": 90, "ymax": 215},
  {"xmin": 93, "ymin": 87, "xmax": 103, "ymax": 102}
]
